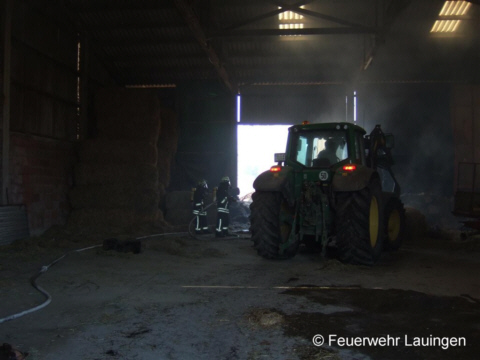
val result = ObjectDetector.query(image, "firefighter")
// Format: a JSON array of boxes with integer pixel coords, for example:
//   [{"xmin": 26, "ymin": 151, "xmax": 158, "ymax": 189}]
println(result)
[
  {"xmin": 215, "ymin": 176, "xmax": 235, "ymax": 238},
  {"xmin": 192, "ymin": 179, "xmax": 210, "ymax": 235}
]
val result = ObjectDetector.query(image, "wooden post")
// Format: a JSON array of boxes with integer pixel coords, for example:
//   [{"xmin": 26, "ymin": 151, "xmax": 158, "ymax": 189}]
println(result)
[
  {"xmin": 79, "ymin": 34, "xmax": 89, "ymax": 141},
  {"xmin": 2, "ymin": 0, "xmax": 13, "ymax": 205}
]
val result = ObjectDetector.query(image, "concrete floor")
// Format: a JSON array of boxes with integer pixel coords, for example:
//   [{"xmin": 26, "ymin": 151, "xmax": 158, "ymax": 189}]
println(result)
[{"xmin": 0, "ymin": 230, "xmax": 479, "ymax": 360}]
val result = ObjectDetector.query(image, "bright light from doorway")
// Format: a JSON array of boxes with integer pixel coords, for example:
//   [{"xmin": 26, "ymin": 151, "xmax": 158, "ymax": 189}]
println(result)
[
  {"xmin": 237, "ymin": 94, "xmax": 241, "ymax": 122},
  {"xmin": 237, "ymin": 125, "xmax": 290, "ymax": 198},
  {"xmin": 353, "ymin": 91, "xmax": 357, "ymax": 122}
]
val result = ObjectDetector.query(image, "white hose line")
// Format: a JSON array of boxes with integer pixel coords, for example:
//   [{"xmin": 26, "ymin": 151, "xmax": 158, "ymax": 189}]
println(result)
[
  {"xmin": 136, "ymin": 232, "xmax": 189, "ymax": 240},
  {"xmin": 0, "ymin": 244, "xmax": 101, "ymax": 324},
  {"xmin": 0, "ymin": 219, "xmax": 238, "ymax": 324}
]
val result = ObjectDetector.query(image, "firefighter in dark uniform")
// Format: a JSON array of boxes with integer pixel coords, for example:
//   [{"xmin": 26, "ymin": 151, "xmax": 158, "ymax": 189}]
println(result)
[
  {"xmin": 192, "ymin": 179, "xmax": 210, "ymax": 235},
  {"xmin": 215, "ymin": 176, "xmax": 235, "ymax": 237}
]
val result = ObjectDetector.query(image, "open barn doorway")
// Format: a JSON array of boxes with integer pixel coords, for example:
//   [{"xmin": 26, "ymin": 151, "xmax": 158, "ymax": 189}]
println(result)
[{"xmin": 237, "ymin": 124, "xmax": 291, "ymax": 199}]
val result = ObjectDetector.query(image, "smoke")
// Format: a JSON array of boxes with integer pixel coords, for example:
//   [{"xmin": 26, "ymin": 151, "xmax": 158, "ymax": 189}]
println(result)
[
  {"xmin": 360, "ymin": 83, "xmax": 461, "ymax": 230},
  {"xmin": 361, "ymin": 83, "xmax": 454, "ymax": 196}
]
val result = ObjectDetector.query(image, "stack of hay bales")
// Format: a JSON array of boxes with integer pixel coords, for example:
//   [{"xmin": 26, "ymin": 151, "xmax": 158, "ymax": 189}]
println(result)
[
  {"xmin": 157, "ymin": 108, "xmax": 179, "ymax": 209},
  {"xmin": 165, "ymin": 191, "xmax": 193, "ymax": 226},
  {"xmin": 68, "ymin": 88, "xmax": 167, "ymax": 233}
]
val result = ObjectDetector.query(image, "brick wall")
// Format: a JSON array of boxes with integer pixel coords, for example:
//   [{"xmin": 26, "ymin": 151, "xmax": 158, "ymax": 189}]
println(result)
[{"xmin": 8, "ymin": 133, "xmax": 77, "ymax": 235}]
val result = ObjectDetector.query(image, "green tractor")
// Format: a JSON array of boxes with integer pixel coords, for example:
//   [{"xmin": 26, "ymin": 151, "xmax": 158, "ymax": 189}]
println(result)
[{"xmin": 249, "ymin": 122, "xmax": 405, "ymax": 265}]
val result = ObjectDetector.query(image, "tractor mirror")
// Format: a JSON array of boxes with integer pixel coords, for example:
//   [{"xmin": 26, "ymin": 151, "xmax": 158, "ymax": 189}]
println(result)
[
  {"xmin": 274, "ymin": 153, "xmax": 286, "ymax": 163},
  {"xmin": 385, "ymin": 134, "xmax": 394, "ymax": 149}
]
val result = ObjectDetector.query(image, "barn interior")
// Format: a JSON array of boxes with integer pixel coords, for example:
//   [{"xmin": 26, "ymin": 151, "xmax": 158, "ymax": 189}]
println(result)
[{"xmin": 1, "ymin": 1, "xmax": 479, "ymax": 359}]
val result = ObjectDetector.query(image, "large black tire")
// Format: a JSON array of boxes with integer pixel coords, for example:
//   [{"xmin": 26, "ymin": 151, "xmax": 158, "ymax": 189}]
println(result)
[
  {"xmin": 383, "ymin": 197, "xmax": 406, "ymax": 251},
  {"xmin": 335, "ymin": 179, "xmax": 384, "ymax": 265},
  {"xmin": 250, "ymin": 191, "xmax": 299, "ymax": 259}
]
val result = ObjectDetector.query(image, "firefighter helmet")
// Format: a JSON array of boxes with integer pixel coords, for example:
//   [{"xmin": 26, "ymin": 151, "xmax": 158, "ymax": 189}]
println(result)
[
  {"xmin": 220, "ymin": 176, "xmax": 231, "ymax": 187},
  {"xmin": 197, "ymin": 179, "xmax": 208, "ymax": 189}
]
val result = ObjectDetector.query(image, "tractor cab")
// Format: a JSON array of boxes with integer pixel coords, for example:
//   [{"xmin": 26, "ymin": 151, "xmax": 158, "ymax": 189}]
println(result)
[
  {"xmin": 292, "ymin": 130, "xmax": 348, "ymax": 168},
  {"xmin": 278, "ymin": 122, "xmax": 367, "ymax": 170}
]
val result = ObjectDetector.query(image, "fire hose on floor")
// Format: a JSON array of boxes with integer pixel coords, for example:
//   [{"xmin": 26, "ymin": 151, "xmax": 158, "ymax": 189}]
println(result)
[
  {"xmin": 0, "ymin": 244, "xmax": 101, "ymax": 324},
  {"xmin": 0, "ymin": 200, "xmax": 251, "ymax": 324},
  {"xmin": 0, "ymin": 230, "xmax": 190, "ymax": 324},
  {"xmin": 0, "ymin": 217, "xmax": 250, "ymax": 324}
]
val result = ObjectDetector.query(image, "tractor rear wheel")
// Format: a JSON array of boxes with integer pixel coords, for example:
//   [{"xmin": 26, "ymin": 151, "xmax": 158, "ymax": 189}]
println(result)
[
  {"xmin": 335, "ymin": 179, "xmax": 384, "ymax": 265},
  {"xmin": 250, "ymin": 191, "xmax": 299, "ymax": 259},
  {"xmin": 383, "ymin": 197, "xmax": 406, "ymax": 251}
]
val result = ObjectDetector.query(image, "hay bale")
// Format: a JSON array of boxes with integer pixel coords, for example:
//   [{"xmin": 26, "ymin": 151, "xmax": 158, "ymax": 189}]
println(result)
[
  {"xmin": 74, "ymin": 163, "xmax": 158, "ymax": 187},
  {"xmin": 164, "ymin": 190, "xmax": 192, "ymax": 227},
  {"xmin": 157, "ymin": 108, "xmax": 178, "ymax": 188},
  {"xmin": 165, "ymin": 191, "xmax": 191, "ymax": 210},
  {"xmin": 405, "ymin": 206, "xmax": 427, "ymax": 242},
  {"xmin": 69, "ymin": 184, "xmax": 159, "ymax": 211},
  {"xmin": 158, "ymin": 108, "xmax": 179, "ymax": 153},
  {"xmin": 95, "ymin": 88, "xmax": 162, "ymax": 143},
  {"xmin": 68, "ymin": 208, "xmax": 165, "ymax": 231},
  {"xmin": 79, "ymin": 139, "xmax": 158, "ymax": 165},
  {"xmin": 158, "ymin": 183, "xmax": 167, "ymax": 211},
  {"xmin": 158, "ymin": 183, "xmax": 167, "ymax": 199},
  {"xmin": 164, "ymin": 207, "xmax": 193, "ymax": 226},
  {"xmin": 157, "ymin": 155, "xmax": 171, "ymax": 186}
]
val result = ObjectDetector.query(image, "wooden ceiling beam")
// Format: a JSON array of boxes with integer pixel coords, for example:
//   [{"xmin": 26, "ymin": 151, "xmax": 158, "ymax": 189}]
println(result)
[
  {"xmin": 216, "ymin": 26, "xmax": 377, "ymax": 37},
  {"xmin": 174, "ymin": 0, "xmax": 237, "ymax": 93},
  {"xmin": 222, "ymin": 0, "xmax": 314, "ymax": 32},
  {"xmin": 65, "ymin": 0, "xmax": 174, "ymax": 13},
  {"xmin": 363, "ymin": 0, "xmax": 413, "ymax": 70},
  {"xmin": 271, "ymin": 0, "xmax": 372, "ymax": 30}
]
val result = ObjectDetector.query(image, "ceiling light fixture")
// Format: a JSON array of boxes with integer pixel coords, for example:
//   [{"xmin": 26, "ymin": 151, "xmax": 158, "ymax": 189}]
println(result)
[
  {"xmin": 439, "ymin": 1, "xmax": 471, "ymax": 16},
  {"xmin": 430, "ymin": 1, "xmax": 471, "ymax": 33},
  {"xmin": 431, "ymin": 19, "xmax": 461, "ymax": 32},
  {"xmin": 278, "ymin": 5, "xmax": 305, "ymax": 36}
]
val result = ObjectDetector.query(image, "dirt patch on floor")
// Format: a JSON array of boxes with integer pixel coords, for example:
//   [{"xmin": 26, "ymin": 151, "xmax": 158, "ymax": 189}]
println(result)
[
  {"xmin": 282, "ymin": 287, "xmax": 480, "ymax": 360},
  {"xmin": 245, "ymin": 308, "xmax": 285, "ymax": 328}
]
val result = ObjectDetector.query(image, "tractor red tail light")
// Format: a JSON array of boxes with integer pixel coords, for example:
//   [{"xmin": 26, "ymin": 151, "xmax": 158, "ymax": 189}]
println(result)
[
  {"xmin": 343, "ymin": 164, "xmax": 357, "ymax": 172},
  {"xmin": 270, "ymin": 166, "xmax": 282, "ymax": 172}
]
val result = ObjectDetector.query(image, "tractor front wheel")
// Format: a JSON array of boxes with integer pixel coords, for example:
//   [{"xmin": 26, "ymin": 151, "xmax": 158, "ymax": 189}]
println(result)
[
  {"xmin": 250, "ymin": 191, "xmax": 299, "ymax": 259},
  {"xmin": 383, "ymin": 197, "xmax": 406, "ymax": 251},
  {"xmin": 335, "ymin": 179, "xmax": 384, "ymax": 265}
]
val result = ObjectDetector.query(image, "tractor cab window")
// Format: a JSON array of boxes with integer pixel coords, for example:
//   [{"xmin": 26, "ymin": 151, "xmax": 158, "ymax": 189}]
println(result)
[{"xmin": 291, "ymin": 130, "xmax": 348, "ymax": 167}]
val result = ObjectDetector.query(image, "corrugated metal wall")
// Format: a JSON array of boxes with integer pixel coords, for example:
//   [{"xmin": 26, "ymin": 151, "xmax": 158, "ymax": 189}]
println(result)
[
  {"xmin": 452, "ymin": 85, "xmax": 480, "ymax": 165},
  {"xmin": 10, "ymin": 0, "xmax": 79, "ymax": 140},
  {"xmin": 0, "ymin": 0, "xmax": 116, "ymax": 235},
  {"xmin": 240, "ymin": 85, "xmax": 347, "ymax": 125},
  {"xmin": 0, "ymin": 205, "xmax": 29, "ymax": 245},
  {"xmin": 452, "ymin": 84, "xmax": 480, "ymax": 190}
]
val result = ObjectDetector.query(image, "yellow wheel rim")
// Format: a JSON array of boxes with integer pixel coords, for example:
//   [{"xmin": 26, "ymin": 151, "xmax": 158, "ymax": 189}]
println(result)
[
  {"xmin": 388, "ymin": 209, "xmax": 401, "ymax": 242},
  {"xmin": 369, "ymin": 196, "xmax": 379, "ymax": 248}
]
